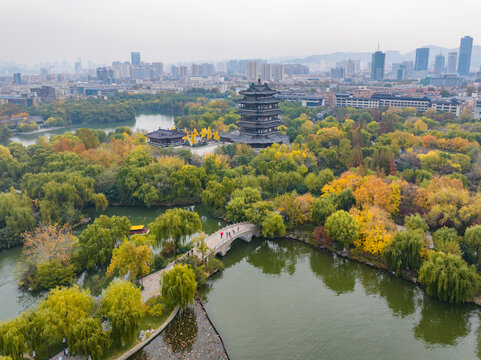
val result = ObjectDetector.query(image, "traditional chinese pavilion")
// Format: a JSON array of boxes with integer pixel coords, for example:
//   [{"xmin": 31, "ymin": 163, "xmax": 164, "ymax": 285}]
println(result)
[
  {"xmin": 222, "ymin": 80, "xmax": 289, "ymax": 148},
  {"xmin": 146, "ymin": 128, "xmax": 185, "ymax": 147}
]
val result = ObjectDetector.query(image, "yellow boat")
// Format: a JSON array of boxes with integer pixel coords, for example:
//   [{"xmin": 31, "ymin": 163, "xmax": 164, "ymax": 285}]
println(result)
[{"xmin": 129, "ymin": 225, "xmax": 150, "ymax": 235}]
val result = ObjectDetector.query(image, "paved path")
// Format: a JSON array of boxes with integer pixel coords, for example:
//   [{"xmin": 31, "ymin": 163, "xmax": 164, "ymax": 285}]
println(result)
[
  {"xmin": 142, "ymin": 222, "xmax": 256, "ymax": 300},
  {"xmin": 50, "ymin": 222, "xmax": 256, "ymax": 360}
]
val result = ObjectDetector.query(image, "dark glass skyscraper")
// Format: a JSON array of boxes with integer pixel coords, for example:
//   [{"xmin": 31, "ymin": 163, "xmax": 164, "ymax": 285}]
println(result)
[
  {"xmin": 457, "ymin": 36, "xmax": 473, "ymax": 75},
  {"xmin": 131, "ymin": 52, "xmax": 141, "ymax": 66},
  {"xmin": 371, "ymin": 50, "xmax": 385, "ymax": 80},
  {"xmin": 414, "ymin": 48, "xmax": 430, "ymax": 71}
]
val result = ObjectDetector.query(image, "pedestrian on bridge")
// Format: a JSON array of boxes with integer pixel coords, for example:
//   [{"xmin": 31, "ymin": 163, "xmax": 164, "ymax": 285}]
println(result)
[{"xmin": 221, "ymin": 231, "xmax": 223, "ymax": 239}]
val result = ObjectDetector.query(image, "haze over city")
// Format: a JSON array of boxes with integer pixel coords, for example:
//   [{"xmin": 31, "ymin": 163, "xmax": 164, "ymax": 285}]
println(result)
[{"xmin": 2, "ymin": 0, "xmax": 481, "ymax": 64}]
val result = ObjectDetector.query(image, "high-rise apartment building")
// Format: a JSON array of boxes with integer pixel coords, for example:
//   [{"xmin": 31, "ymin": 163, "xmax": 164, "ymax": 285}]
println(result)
[
  {"xmin": 458, "ymin": 36, "xmax": 473, "ymax": 75},
  {"xmin": 201, "ymin": 63, "xmax": 214, "ymax": 77},
  {"xmin": 414, "ymin": 48, "xmax": 430, "ymax": 71},
  {"xmin": 447, "ymin": 52, "xmax": 458, "ymax": 74},
  {"xmin": 96, "ymin": 67, "xmax": 114, "ymax": 83},
  {"xmin": 171, "ymin": 66, "xmax": 180, "ymax": 80},
  {"xmin": 131, "ymin": 52, "xmax": 141, "ymax": 66},
  {"xmin": 247, "ymin": 62, "xmax": 259, "ymax": 82},
  {"xmin": 179, "ymin": 66, "xmax": 188, "ymax": 78},
  {"xmin": 272, "ymin": 64, "xmax": 284, "ymax": 81},
  {"xmin": 434, "ymin": 54, "xmax": 445, "ymax": 74},
  {"xmin": 191, "ymin": 64, "xmax": 202, "ymax": 77},
  {"xmin": 152, "ymin": 62, "xmax": 163, "ymax": 76},
  {"xmin": 130, "ymin": 66, "xmax": 146, "ymax": 80},
  {"xmin": 260, "ymin": 63, "xmax": 272, "ymax": 81},
  {"xmin": 371, "ymin": 50, "xmax": 385, "ymax": 80}
]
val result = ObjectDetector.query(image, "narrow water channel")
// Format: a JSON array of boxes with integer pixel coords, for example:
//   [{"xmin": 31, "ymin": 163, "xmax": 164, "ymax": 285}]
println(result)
[
  {"xmin": 0, "ymin": 204, "xmax": 225, "ymax": 321},
  {"xmin": 200, "ymin": 238, "xmax": 481, "ymax": 360}
]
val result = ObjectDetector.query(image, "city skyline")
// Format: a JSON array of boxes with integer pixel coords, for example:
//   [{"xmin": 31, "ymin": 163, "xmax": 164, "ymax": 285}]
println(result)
[{"xmin": 1, "ymin": 0, "xmax": 481, "ymax": 65}]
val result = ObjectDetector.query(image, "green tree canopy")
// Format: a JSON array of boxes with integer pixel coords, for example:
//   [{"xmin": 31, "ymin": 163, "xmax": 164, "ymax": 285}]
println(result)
[
  {"xmin": 162, "ymin": 264, "xmax": 197, "ymax": 311},
  {"xmin": 261, "ymin": 212, "xmax": 286, "ymax": 238},
  {"xmin": 383, "ymin": 230, "xmax": 425, "ymax": 275},
  {"xmin": 419, "ymin": 252, "xmax": 479, "ymax": 304},
  {"xmin": 77, "ymin": 215, "xmax": 131, "ymax": 270},
  {"xmin": 311, "ymin": 197, "xmax": 336, "ymax": 226},
  {"xmin": 464, "ymin": 225, "xmax": 481, "ymax": 260},
  {"xmin": 404, "ymin": 214, "xmax": 429, "ymax": 233},
  {"xmin": 102, "ymin": 280, "xmax": 144, "ymax": 346},
  {"xmin": 325, "ymin": 210, "xmax": 359, "ymax": 248},
  {"xmin": 39, "ymin": 286, "xmax": 94, "ymax": 344},
  {"xmin": 149, "ymin": 208, "xmax": 202, "ymax": 250},
  {"xmin": 67, "ymin": 317, "xmax": 111, "ymax": 360},
  {"xmin": 0, "ymin": 317, "xmax": 27, "ymax": 360}
]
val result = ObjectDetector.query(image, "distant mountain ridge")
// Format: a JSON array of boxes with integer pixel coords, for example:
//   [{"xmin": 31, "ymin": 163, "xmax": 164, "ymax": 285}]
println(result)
[{"xmin": 276, "ymin": 45, "xmax": 481, "ymax": 69}]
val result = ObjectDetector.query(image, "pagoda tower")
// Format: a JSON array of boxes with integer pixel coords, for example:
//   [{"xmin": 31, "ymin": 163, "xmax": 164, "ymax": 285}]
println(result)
[{"xmin": 222, "ymin": 80, "xmax": 289, "ymax": 148}]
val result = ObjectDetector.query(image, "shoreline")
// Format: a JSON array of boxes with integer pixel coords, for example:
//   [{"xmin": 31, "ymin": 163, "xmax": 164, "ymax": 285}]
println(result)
[{"xmin": 283, "ymin": 231, "xmax": 481, "ymax": 307}]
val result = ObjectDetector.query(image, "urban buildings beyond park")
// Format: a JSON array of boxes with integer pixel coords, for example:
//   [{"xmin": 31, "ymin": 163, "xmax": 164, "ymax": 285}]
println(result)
[
  {"xmin": 434, "ymin": 54, "xmax": 445, "ymax": 74},
  {"xmin": 247, "ymin": 62, "xmax": 259, "ymax": 82},
  {"xmin": 447, "ymin": 52, "xmax": 458, "ymax": 74},
  {"xmin": 222, "ymin": 81, "xmax": 289, "ymax": 148},
  {"xmin": 414, "ymin": 48, "xmax": 430, "ymax": 72},
  {"xmin": 335, "ymin": 93, "xmax": 461, "ymax": 116},
  {"xmin": 131, "ymin": 52, "xmax": 141, "ymax": 66},
  {"xmin": 458, "ymin": 36, "xmax": 473, "ymax": 75},
  {"xmin": 371, "ymin": 49, "xmax": 385, "ymax": 80}
]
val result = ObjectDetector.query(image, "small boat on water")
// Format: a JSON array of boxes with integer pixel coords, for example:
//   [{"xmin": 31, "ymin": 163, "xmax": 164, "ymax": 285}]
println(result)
[{"xmin": 129, "ymin": 225, "xmax": 150, "ymax": 235}]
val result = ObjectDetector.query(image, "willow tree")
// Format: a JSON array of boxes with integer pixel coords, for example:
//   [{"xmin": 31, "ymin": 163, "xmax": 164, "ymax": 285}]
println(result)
[
  {"xmin": 106, "ymin": 240, "xmax": 151, "ymax": 284},
  {"xmin": 162, "ymin": 264, "xmax": 197, "ymax": 311},
  {"xmin": 39, "ymin": 285, "xmax": 94, "ymax": 344},
  {"xmin": 383, "ymin": 230, "xmax": 424, "ymax": 275},
  {"xmin": 149, "ymin": 208, "xmax": 202, "ymax": 251},
  {"xmin": 419, "ymin": 252, "xmax": 479, "ymax": 303},
  {"xmin": 0, "ymin": 318, "xmax": 26, "ymax": 360},
  {"xmin": 464, "ymin": 225, "xmax": 481, "ymax": 261},
  {"xmin": 102, "ymin": 280, "xmax": 144, "ymax": 346},
  {"xmin": 67, "ymin": 317, "xmax": 111, "ymax": 360}
]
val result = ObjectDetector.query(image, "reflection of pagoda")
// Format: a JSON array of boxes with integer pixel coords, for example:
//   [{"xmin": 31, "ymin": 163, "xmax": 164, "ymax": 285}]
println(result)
[{"xmin": 222, "ymin": 80, "xmax": 289, "ymax": 148}]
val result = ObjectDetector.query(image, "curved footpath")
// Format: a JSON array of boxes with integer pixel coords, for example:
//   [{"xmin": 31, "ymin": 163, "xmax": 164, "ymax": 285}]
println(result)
[{"xmin": 49, "ymin": 223, "xmax": 254, "ymax": 360}]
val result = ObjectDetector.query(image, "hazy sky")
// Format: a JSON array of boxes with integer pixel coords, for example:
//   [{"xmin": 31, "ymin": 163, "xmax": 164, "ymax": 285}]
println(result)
[{"xmin": 1, "ymin": 0, "xmax": 480, "ymax": 65}]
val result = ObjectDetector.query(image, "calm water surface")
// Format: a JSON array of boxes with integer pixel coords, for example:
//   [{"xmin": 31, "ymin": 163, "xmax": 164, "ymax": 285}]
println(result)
[
  {"xmin": 0, "ymin": 204, "xmax": 225, "ymax": 321},
  {"xmin": 200, "ymin": 238, "xmax": 481, "ymax": 360},
  {"xmin": 10, "ymin": 113, "xmax": 174, "ymax": 146}
]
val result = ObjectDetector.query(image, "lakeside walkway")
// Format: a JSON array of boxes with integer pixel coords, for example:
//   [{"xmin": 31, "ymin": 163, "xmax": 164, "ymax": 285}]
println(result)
[
  {"xmin": 142, "ymin": 222, "xmax": 257, "ymax": 300},
  {"xmin": 49, "ymin": 222, "xmax": 257, "ymax": 360}
]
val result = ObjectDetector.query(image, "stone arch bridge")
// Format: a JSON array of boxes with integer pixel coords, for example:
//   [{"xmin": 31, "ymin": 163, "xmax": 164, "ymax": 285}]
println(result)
[
  {"xmin": 202, "ymin": 222, "xmax": 259, "ymax": 256},
  {"xmin": 142, "ymin": 222, "xmax": 259, "ymax": 300}
]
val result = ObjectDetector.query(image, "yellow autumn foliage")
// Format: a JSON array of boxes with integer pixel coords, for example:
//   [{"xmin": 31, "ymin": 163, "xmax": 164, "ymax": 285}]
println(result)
[{"xmin": 350, "ymin": 206, "xmax": 396, "ymax": 255}]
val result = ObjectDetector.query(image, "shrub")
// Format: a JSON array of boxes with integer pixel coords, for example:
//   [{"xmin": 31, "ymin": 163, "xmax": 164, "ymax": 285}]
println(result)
[{"xmin": 145, "ymin": 296, "xmax": 165, "ymax": 317}]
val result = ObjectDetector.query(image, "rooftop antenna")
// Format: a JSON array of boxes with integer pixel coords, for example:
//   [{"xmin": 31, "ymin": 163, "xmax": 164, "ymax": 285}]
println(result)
[{"xmin": 377, "ymin": 43, "xmax": 380, "ymax": 51}]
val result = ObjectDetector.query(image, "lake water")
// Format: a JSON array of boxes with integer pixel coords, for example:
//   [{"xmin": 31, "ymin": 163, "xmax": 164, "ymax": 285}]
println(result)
[
  {"xmin": 10, "ymin": 113, "xmax": 174, "ymax": 146},
  {"xmin": 0, "ymin": 204, "xmax": 225, "ymax": 321},
  {"xmin": 200, "ymin": 238, "xmax": 481, "ymax": 360}
]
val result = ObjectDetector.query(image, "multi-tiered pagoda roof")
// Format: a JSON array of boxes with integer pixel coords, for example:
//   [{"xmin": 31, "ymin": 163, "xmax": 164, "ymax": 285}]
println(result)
[{"xmin": 221, "ymin": 81, "xmax": 289, "ymax": 148}]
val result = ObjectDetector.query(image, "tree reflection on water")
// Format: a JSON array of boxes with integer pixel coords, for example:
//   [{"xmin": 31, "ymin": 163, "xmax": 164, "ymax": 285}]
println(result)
[{"xmin": 163, "ymin": 308, "xmax": 198, "ymax": 353}]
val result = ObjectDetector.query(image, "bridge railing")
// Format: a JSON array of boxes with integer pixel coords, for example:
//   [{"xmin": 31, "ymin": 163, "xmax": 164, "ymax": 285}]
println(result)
[
  {"xmin": 206, "ymin": 222, "xmax": 252, "ymax": 242},
  {"xmin": 207, "ymin": 222, "xmax": 257, "ymax": 251}
]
